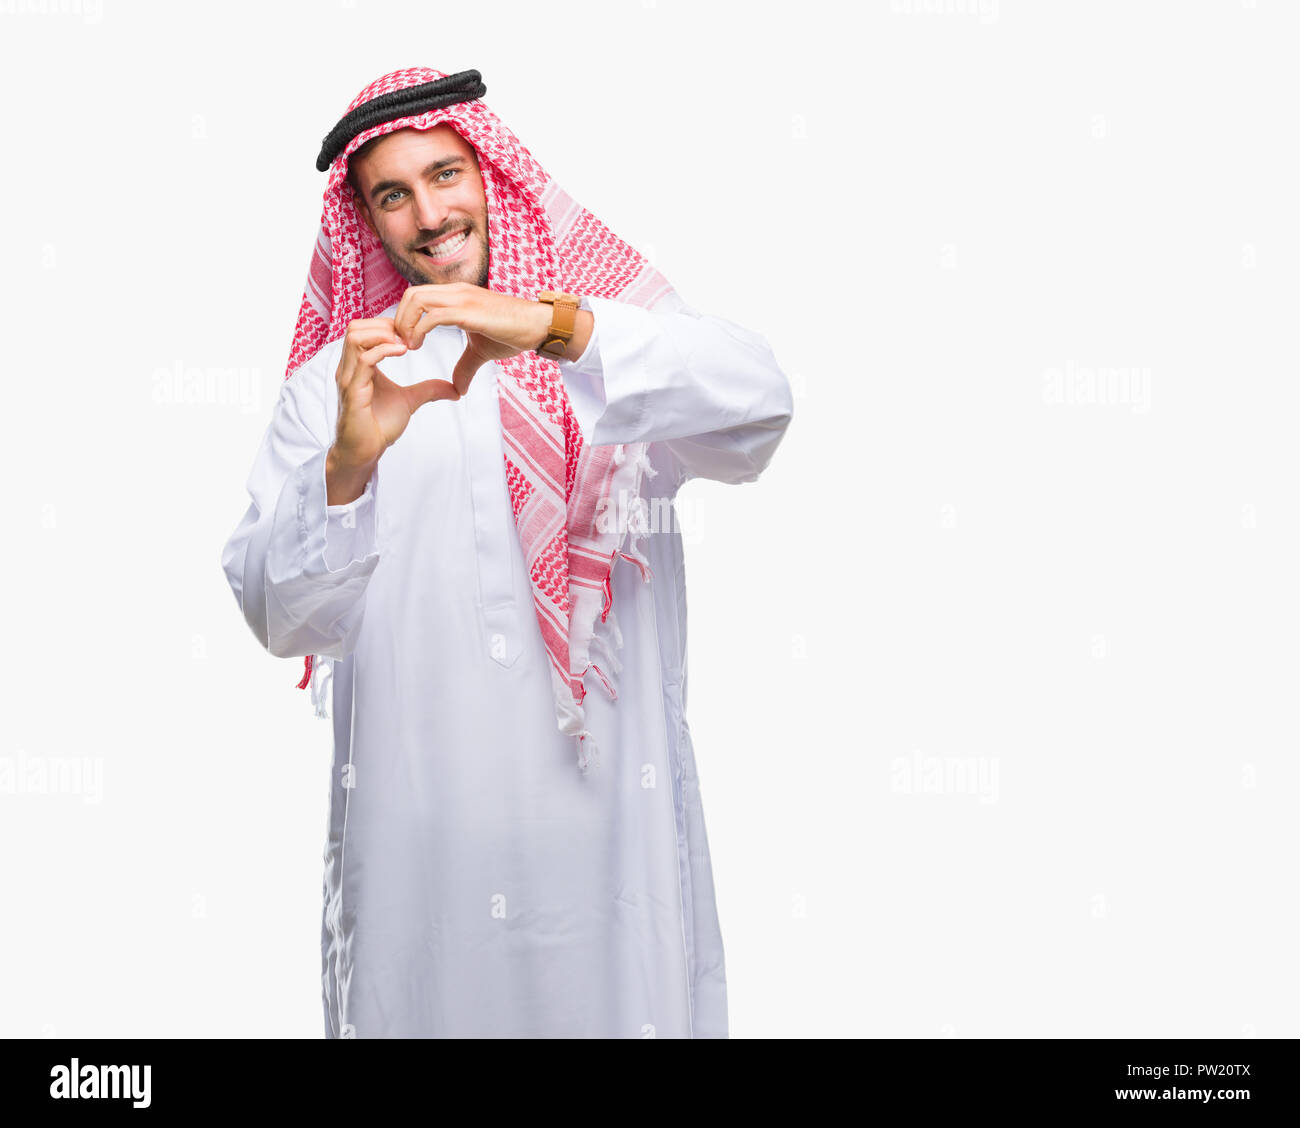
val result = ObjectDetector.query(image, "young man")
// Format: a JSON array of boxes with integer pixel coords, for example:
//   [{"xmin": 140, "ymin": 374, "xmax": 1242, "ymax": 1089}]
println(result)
[{"xmin": 220, "ymin": 67, "xmax": 793, "ymax": 1038}]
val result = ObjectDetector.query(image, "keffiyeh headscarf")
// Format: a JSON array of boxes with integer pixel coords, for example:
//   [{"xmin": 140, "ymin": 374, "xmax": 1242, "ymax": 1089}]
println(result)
[{"xmin": 288, "ymin": 67, "xmax": 676, "ymax": 774}]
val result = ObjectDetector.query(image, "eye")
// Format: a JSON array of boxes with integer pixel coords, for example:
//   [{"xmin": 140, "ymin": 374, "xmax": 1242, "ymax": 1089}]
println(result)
[
  {"xmin": 382, "ymin": 189, "xmax": 405, "ymax": 206},
  {"xmin": 437, "ymin": 168, "xmax": 458, "ymax": 182}
]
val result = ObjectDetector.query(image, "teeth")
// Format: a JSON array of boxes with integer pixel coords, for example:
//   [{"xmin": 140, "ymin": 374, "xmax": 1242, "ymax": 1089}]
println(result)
[{"xmin": 425, "ymin": 229, "xmax": 468, "ymax": 257}]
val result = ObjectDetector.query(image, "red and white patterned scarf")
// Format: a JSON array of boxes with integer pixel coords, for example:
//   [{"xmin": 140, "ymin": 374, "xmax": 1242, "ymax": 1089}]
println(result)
[{"xmin": 288, "ymin": 67, "xmax": 674, "ymax": 774}]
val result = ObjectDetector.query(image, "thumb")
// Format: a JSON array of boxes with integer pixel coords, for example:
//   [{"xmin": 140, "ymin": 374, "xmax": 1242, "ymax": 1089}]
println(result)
[
  {"xmin": 452, "ymin": 344, "xmax": 486, "ymax": 398},
  {"xmin": 408, "ymin": 378, "xmax": 461, "ymax": 407}
]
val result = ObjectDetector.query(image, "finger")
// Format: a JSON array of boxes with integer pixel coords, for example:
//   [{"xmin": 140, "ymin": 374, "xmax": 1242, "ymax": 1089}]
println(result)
[
  {"xmin": 356, "ymin": 341, "xmax": 407, "ymax": 374},
  {"xmin": 339, "ymin": 324, "xmax": 402, "ymax": 392},
  {"xmin": 394, "ymin": 285, "xmax": 455, "ymax": 346},
  {"xmin": 403, "ymin": 306, "xmax": 447, "ymax": 352},
  {"xmin": 348, "ymin": 322, "xmax": 403, "ymax": 351},
  {"xmin": 393, "ymin": 288, "xmax": 435, "ymax": 347},
  {"xmin": 391, "ymin": 294, "xmax": 413, "ymax": 346}
]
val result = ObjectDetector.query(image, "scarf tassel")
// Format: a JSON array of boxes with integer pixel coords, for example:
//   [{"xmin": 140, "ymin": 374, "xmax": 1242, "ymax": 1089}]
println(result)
[
  {"xmin": 303, "ymin": 654, "xmax": 333, "ymax": 720},
  {"xmin": 575, "ymin": 730, "xmax": 601, "ymax": 775},
  {"xmin": 590, "ymin": 628, "xmax": 624, "ymax": 677},
  {"xmin": 589, "ymin": 662, "xmax": 615, "ymax": 698},
  {"xmin": 600, "ymin": 573, "xmax": 613, "ymax": 622},
  {"xmin": 618, "ymin": 548, "xmax": 652, "ymax": 582},
  {"xmin": 612, "ymin": 443, "xmax": 658, "ymax": 480}
]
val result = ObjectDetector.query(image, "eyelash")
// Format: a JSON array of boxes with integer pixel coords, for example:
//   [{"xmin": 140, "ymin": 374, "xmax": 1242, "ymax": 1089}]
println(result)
[{"xmin": 383, "ymin": 168, "xmax": 458, "ymax": 206}]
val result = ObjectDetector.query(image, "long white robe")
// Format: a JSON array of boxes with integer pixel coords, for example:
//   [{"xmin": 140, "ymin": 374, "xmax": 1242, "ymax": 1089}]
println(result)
[{"xmin": 221, "ymin": 292, "xmax": 793, "ymax": 1037}]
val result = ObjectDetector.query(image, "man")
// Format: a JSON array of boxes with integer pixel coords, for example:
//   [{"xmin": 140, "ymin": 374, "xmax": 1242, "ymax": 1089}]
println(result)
[{"xmin": 221, "ymin": 67, "xmax": 793, "ymax": 1038}]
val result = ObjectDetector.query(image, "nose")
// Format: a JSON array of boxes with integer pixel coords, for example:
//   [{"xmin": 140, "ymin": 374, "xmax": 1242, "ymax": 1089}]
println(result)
[{"xmin": 410, "ymin": 182, "xmax": 453, "ymax": 240}]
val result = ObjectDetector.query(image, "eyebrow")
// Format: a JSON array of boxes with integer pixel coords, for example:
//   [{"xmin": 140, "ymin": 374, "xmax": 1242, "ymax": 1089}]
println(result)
[{"xmin": 368, "ymin": 156, "xmax": 468, "ymax": 204}]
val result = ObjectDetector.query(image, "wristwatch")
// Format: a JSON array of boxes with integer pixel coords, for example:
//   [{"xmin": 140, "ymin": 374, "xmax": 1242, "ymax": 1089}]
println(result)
[{"xmin": 535, "ymin": 290, "xmax": 581, "ymax": 358}]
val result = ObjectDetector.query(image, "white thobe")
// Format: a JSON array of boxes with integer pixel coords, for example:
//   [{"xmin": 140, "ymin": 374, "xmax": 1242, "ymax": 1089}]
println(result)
[{"xmin": 221, "ymin": 292, "xmax": 793, "ymax": 1037}]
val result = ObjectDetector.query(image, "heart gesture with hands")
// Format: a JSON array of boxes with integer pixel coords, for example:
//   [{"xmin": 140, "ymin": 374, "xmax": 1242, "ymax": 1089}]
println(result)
[
  {"xmin": 325, "ymin": 284, "xmax": 557, "ymax": 506},
  {"xmin": 393, "ymin": 282, "xmax": 556, "ymax": 396}
]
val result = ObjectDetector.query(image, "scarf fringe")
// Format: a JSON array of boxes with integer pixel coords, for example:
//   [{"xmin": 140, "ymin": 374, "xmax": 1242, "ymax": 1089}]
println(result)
[
  {"xmin": 307, "ymin": 654, "xmax": 333, "ymax": 720},
  {"xmin": 567, "ymin": 447, "xmax": 660, "ymax": 775},
  {"xmin": 612, "ymin": 443, "xmax": 658, "ymax": 479},
  {"xmin": 590, "ymin": 627, "xmax": 623, "ymax": 677},
  {"xmin": 575, "ymin": 730, "xmax": 601, "ymax": 775}
]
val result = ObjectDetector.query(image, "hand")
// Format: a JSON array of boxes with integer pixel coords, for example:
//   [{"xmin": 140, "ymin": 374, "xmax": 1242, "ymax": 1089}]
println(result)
[
  {"xmin": 392, "ymin": 282, "xmax": 553, "ymax": 396},
  {"xmin": 328, "ymin": 316, "xmax": 461, "ymax": 497}
]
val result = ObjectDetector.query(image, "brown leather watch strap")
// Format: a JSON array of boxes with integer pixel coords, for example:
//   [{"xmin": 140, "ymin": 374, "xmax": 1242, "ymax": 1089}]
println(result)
[{"xmin": 536, "ymin": 291, "xmax": 580, "ymax": 358}]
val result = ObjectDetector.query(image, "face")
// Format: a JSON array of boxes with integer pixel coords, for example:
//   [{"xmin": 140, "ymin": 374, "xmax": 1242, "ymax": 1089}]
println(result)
[{"xmin": 347, "ymin": 124, "xmax": 490, "ymax": 288}]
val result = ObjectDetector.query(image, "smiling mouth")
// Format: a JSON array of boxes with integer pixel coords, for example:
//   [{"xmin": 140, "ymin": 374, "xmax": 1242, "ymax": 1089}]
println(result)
[{"xmin": 417, "ymin": 228, "xmax": 471, "ymax": 263}]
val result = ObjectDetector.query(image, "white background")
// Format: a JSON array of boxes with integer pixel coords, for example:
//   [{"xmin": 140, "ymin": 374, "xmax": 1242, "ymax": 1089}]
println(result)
[{"xmin": 1, "ymin": 0, "xmax": 1296, "ymax": 1038}]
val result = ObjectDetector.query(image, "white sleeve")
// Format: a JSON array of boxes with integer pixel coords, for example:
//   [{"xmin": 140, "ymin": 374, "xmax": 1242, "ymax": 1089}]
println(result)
[
  {"xmin": 220, "ymin": 351, "xmax": 382, "ymax": 661},
  {"xmin": 556, "ymin": 293, "xmax": 795, "ymax": 486}
]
